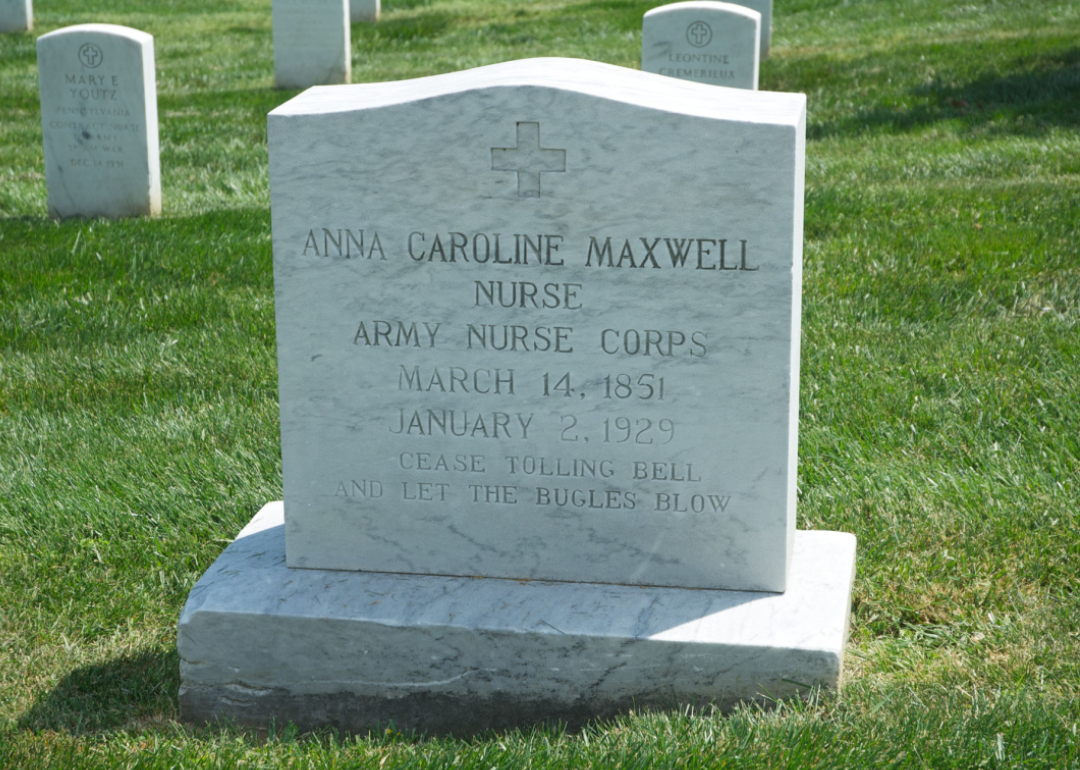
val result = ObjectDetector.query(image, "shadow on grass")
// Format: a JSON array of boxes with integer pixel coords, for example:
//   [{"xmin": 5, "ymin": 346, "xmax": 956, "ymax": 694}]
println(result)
[
  {"xmin": 382, "ymin": 0, "xmax": 436, "ymax": 12},
  {"xmin": 18, "ymin": 648, "xmax": 180, "ymax": 734},
  {"xmin": 569, "ymin": 0, "xmax": 653, "ymax": 18},
  {"xmin": 353, "ymin": 10, "xmax": 454, "ymax": 43},
  {"xmin": 157, "ymin": 86, "xmax": 294, "ymax": 115},
  {"xmin": 804, "ymin": 43, "xmax": 1080, "ymax": 139},
  {"xmin": 511, "ymin": 0, "xmax": 651, "ymax": 35},
  {"xmin": 0, "ymin": 207, "xmax": 271, "ymax": 298},
  {"xmin": 916, "ymin": 45, "xmax": 1080, "ymax": 113}
]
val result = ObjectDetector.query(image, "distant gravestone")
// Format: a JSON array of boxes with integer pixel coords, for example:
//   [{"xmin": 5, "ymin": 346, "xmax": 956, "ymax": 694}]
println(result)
[
  {"xmin": 642, "ymin": 1, "xmax": 760, "ymax": 90},
  {"xmin": 0, "ymin": 0, "xmax": 31, "ymax": 32},
  {"xmin": 350, "ymin": 0, "xmax": 379, "ymax": 24},
  {"xmin": 37, "ymin": 24, "xmax": 161, "ymax": 218},
  {"xmin": 273, "ymin": 0, "xmax": 350, "ymax": 89},
  {"xmin": 179, "ymin": 57, "xmax": 856, "ymax": 735},
  {"xmin": 733, "ymin": 0, "xmax": 771, "ymax": 58}
]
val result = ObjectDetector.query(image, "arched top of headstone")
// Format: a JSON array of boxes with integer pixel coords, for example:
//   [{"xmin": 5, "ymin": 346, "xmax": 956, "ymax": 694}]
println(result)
[
  {"xmin": 270, "ymin": 57, "xmax": 801, "ymax": 126},
  {"xmin": 644, "ymin": 0, "xmax": 760, "ymax": 23},
  {"xmin": 642, "ymin": 2, "xmax": 762, "ymax": 90},
  {"xmin": 36, "ymin": 21, "xmax": 160, "ymax": 218},
  {"xmin": 37, "ymin": 22, "xmax": 153, "ymax": 47}
]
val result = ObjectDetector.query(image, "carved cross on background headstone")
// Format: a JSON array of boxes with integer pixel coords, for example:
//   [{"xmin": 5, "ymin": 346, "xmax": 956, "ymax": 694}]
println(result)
[
  {"xmin": 686, "ymin": 21, "xmax": 712, "ymax": 47},
  {"xmin": 78, "ymin": 43, "xmax": 103, "ymax": 68},
  {"xmin": 491, "ymin": 122, "xmax": 566, "ymax": 198}
]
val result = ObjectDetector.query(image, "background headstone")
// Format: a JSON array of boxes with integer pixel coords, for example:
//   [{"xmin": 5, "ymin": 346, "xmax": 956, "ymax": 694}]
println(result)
[
  {"xmin": 180, "ymin": 60, "xmax": 855, "ymax": 734},
  {"xmin": 36, "ymin": 24, "xmax": 161, "ymax": 218},
  {"xmin": 351, "ymin": 0, "xmax": 379, "ymax": 24},
  {"xmin": 734, "ymin": 0, "xmax": 771, "ymax": 58},
  {"xmin": 273, "ymin": 0, "xmax": 350, "ymax": 89},
  {"xmin": 642, "ymin": 1, "xmax": 760, "ymax": 90},
  {"xmin": 0, "ymin": 0, "xmax": 32, "ymax": 32}
]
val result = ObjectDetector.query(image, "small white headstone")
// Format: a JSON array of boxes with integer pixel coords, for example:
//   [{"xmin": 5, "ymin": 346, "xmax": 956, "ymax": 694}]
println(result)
[
  {"xmin": 273, "ymin": 0, "xmax": 350, "ymax": 89},
  {"xmin": 350, "ymin": 0, "xmax": 379, "ymax": 24},
  {"xmin": 0, "ymin": 0, "xmax": 32, "ymax": 32},
  {"xmin": 642, "ymin": 1, "xmax": 760, "ymax": 90},
  {"xmin": 36, "ymin": 24, "xmax": 161, "ymax": 219}
]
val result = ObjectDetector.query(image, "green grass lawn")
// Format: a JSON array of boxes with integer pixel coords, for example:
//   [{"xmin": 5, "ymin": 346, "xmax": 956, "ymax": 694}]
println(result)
[{"xmin": 2, "ymin": 0, "xmax": 1079, "ymax": 766}]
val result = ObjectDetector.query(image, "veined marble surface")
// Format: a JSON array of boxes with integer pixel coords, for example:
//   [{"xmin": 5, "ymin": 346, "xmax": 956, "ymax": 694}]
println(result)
[
  {"xmin": 643, "ymin": 2, "xmax": 761, "ymax": 90},
  {"xmin": 0, "ymin": 0, "xmax": 32, "ymax": 32},
  {"xmin": 36, "ymin": 24, "xmax": 160, "ymax": 218},
  {"xmin": 268, "ymin": 58, "xmax": 805, "ymax": 591},
  {"xmin": 272, "ymin": 0, "xmax": 349, "ymax": 89},
  {"xmin": 179, "ymin": 502, "xmax": 857, "ymax": 734}
]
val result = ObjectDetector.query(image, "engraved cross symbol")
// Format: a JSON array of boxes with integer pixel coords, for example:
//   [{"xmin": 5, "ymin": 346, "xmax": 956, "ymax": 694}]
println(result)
[
  {"xmin": 78, "ymin": 43, "xmax": 103, "ymax": 68},
  {"xmin": 687, "ymin": 21, "xmax": 712, "ymax": 47},
  {"xmin": 491, "ymin": 122, "xmax": 566, "ymax": 198}
]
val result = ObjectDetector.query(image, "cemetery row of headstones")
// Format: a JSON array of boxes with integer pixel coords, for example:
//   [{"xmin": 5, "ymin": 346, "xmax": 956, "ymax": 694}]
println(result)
[
  {"xmin": 13, "ymin": 0, "xmax": 856, "ymax": 735},
  {"xmin": 21, "ymin": 0, "xmax": 772, "ymax": 219},
  {"xmin": 270, "ymin": 0, "xmax": 772, "ymax": 92},
  {"xmin": 24, "ymin": 0, "xmax": 378, "ymax": 218},
  {"xmin": 24, "ymin": 0, "xmax": 772, "ymax": 219},
  {"xmin": 5, "ymin": 0, "xmax": 771, "ymax": 81},
  {"xmin": 0, "ymin": 0, "xmax": 384, "ymax": 34}
]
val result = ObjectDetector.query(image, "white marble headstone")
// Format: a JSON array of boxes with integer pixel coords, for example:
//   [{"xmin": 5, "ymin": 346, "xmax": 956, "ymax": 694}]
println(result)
[
  {"xmin": 36, "ymin": 24, "xmax": 161, "ymax": 219},
  {"xmin": 642, "ymin": 1, "xmax": 760, "ymax": 90},
  {"xmin": 268, "ymin": 58, "xmax": 805, "ymax": 593},
  {"xmin": 273, "ymin": 0, "xmax": 350, "ymax": 89},
  {"xmin": 733, "ymin": 0, "xmax": 771, "ymax": 58},
  {"xmin": 0, "ymin": 0, "xmax": 32, "ymax": 32},
  {"xmin": 350, "ymin": 0, "xmax": 379, "ymax": 24}
]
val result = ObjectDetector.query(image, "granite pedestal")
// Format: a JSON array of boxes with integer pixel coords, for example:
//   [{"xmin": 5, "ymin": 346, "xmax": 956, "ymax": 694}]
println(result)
[{"xmin": 179, "ymin": 502, "xmax": 855, "ymax": 734}]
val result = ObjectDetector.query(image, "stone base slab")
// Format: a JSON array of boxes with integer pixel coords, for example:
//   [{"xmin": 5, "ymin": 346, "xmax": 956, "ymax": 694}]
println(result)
[{"xmin": 178, "ymin": 502, "xmax": 856, "ymax": 735}]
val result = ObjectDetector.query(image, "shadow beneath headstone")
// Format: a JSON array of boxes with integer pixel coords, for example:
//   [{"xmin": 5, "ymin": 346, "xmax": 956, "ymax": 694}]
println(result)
[
  {"xmin": 1, "ymin": 30, "xmax": 47, "ymax": 111},
  {"xmin": 804, "ymin": 43, "xmax": 1080, "ymax": 140},
  {"xmin": 227, "ymin": 25, "xmax": 266, "ymax": 36},
  {"xmin": 156, "ymin": 87, "xmax": 294, "ymax": 116},
  {"xmin": 570, "ymin": 0, "xmax": 653, "ymax": 16},
  {"xmin": 382, "ymin": 0, "xmax": 437, "ymax": 11},
  {"xmin": 0, "ymin": 207, "xmax": 273, "ymax": 310},
  {"xmin": 352, "ymin": 11, "xmax": 452, "ymax": 42},
  {"xmin": 18, "ymin": 648, "xmax": 180, "ymax": 735},
  {"xmin": 540, "ymin": 0, "xmax": 653, "ymax": 33}
]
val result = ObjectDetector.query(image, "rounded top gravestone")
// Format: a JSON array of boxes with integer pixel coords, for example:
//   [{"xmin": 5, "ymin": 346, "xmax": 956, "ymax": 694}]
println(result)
[
  {"xmin": 36, "ymin": 23, "xmax": 161, "ymax": 218},
  {"xmin": 642, "ymin": 1, "xmax": 761, "ymax": 90}
]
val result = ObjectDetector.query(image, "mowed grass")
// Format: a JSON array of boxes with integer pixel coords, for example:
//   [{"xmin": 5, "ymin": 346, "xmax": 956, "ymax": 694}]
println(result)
[{"xmin": 1, "ymin": 0, "xmax": 1079, "ymax": 766}]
